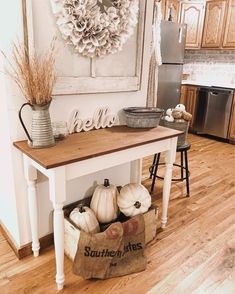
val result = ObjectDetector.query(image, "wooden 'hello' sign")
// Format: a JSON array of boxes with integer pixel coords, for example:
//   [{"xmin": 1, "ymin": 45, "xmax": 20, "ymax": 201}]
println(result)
[{"xmin": 68, "ymin": 107, "xmax": 119, "ymax": 134}]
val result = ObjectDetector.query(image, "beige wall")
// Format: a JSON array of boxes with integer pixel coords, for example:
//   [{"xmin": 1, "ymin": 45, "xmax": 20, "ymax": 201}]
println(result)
[{"xmin": 0, "ymin": 0, "xmax": 154, "ymax": 246}]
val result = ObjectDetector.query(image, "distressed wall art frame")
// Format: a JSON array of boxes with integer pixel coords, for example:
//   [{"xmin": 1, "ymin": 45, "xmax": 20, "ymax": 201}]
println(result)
[{"xmin": 21, "ymin": 0, "xmax": 147, "ymax": 96}]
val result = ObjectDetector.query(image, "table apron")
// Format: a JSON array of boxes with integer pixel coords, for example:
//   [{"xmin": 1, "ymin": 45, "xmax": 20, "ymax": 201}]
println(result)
[
  {"xmin": 65, "ymin": 138, "xmax": 173, "ymax": 181},
  {"xmin": 25, "ymin": 138, "xmax": 174, "ymax": 181}
]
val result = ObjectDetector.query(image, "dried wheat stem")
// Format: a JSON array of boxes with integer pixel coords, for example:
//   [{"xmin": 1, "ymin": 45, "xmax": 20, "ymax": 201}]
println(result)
[{"xmin": 1, "ymin": 40, "xmax": 56, "ymax": 105}]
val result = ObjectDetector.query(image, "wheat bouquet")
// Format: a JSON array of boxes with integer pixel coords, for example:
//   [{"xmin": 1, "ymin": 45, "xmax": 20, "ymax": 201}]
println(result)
[{"xmin": 2, "ymin": 41, "xmax": 56, "ymax": 105}]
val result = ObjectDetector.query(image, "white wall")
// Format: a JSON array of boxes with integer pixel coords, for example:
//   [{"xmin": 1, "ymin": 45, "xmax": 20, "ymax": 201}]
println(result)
[
  {"xmin": 0, "ymin": 0, "xmax": 26, "ymax": 245},
  {"xmin": 0, "ymin": 0, "xmax": 153, "ymax": 246},
  {"xmin": 0, "ymin": 65, "xmax": 21, "ymax": 245},
  {"xmin": 183, "ymin": 50, "xmax": 235, "ymax": 85}
]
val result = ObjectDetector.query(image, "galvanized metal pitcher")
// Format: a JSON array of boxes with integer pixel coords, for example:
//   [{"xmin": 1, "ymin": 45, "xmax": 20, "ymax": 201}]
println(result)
[{"xmin": 19, "ymin": 102, "xmax": 55, "ymax": 148}]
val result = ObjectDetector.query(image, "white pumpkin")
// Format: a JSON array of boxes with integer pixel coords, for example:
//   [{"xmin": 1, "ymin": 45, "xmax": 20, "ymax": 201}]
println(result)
[
  {"xmin": 69, "ymin": 205, "xmax": 100, "ymax": 234},
  {"xmin": 175, "ymin": 104, "xmax": 186, "ymax": 112},
  {"xmin": 165, "ymin": 115, "xmax": 174, "ymax": 122},
  {"xmin": 90, "ymin": 179, "xmax": 119, "ymax": 223},
  {"xmin": 118, "ymin": 183, "xmax": 151, "ymax": 217},
  {"xmin": 166, "ymin": 108, "xmax": 173, "ymax": 116}
]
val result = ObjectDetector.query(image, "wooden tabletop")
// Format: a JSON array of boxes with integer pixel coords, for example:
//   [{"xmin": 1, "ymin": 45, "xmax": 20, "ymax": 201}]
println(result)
[{"xmin": 13, "ymin": 126, "xmax": 182, "ymax": 169}]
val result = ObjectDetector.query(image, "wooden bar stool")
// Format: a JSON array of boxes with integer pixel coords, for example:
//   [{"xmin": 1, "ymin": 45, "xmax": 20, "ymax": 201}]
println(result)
[{"xmin": 149, "ymin": 142, "xmax": 191, "ymax": 196}]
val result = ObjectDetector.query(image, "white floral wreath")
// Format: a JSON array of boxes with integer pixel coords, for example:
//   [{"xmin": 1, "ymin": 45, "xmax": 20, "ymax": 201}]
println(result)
[{"xmin": 50, "ymin": 0, "xmax": 139, "ymax": 58}]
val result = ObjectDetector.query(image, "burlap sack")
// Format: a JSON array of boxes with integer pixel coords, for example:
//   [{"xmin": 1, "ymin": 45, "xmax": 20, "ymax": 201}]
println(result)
[{"xmin": 73, "ymin": 214, "xmax": 146, "ymax": 279}]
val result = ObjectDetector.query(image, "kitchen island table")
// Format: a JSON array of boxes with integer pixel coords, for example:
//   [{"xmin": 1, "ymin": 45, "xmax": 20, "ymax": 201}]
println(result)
[{"xmin": 14, "ymin": 125, "xmax": 182, "ymax": 290}]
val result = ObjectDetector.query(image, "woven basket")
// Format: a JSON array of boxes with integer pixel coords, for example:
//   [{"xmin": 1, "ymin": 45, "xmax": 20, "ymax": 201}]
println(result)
[
  {"xmin": 160, "ymin": 119, "xmax": 189, "ymax": 147},
  {"xmin": 63, "ymin": 196, "xmax": 159, "ymax": 261}
]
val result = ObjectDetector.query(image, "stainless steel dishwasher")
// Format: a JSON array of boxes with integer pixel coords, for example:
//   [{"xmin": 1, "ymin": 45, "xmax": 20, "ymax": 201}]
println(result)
[{"xmin": 194, "ymin": 87, "xmax": 233, "ymax": 139}]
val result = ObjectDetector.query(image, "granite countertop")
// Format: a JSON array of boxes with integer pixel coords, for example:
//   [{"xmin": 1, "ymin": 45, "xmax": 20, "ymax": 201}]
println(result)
[{"xmin": 182, "ymin": 79, "xmax": 235, "ymax": 90}]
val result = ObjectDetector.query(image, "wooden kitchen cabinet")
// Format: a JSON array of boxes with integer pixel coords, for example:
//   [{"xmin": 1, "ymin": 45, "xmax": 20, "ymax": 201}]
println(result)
[
  {"xmin": 176, "ymin": 0, "xmax": 235, "ymax": 50},
  {"xmin": 228, "ymin": 92, "xmax": 235, "ymax": 142},
  {"xmin": 180, "ymin": 85, "xmax": 199, "ymax": 128},
  {"xmin": 202, "ymin": 0, "xmax": 227, "ymax": 48},
  {"xmin": 164, "ymin": 0, "xmax": 180, "ymax": 22},
  {"xmin": 161, "ymin": 0, "xmax": 234, "ymax": 50},
  {"xmin": 179, "ymin": 1, "xmax": 205, "ymax": 49},
  {"xmin": 180, "ymin": 85, "xmax": 188, "ymax": 105},
  {"xmin": 223, "ymin": 0, "xmax": 235, "ymax": 48}
]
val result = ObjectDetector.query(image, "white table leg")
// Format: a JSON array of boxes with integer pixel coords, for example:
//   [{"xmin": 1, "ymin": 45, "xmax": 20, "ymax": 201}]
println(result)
[
  {"xmin": 23, "ymin": 156, "xmax": 40, "ymax": 257},
  {"xmin": 130, "ymin": 159, "xmax": 143, "ymax": 184},
  {"xmin": 161, "ymin": 138, "xmax": 177, "ymax": 228},
  {"xmin": 49, "ymin": 167, "xmax": 66, "ymax": 291},
  {"xmin": 28, "ymin": 179, "xmax": 40, "ymax": 257},
  {"xmin": 53, "ymin": 203, "xmax": 65, "ymax": 290}
]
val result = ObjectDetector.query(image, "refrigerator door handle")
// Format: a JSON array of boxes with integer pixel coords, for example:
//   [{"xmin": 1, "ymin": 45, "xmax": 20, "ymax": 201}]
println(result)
[{"xmin": 178, "ymin": 27, "xmax": 183, "ymax": 43}]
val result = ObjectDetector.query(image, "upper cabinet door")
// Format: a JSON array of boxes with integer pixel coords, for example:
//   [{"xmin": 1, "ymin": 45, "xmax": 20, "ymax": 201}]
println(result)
[
  {"xmin": 180, "ymin": 2, "xmax": 205, "ymax": 49},
  {"xmin": 165, "ymin": 0, "xmax": 180, "ymax": 22},
  {"xmin": 202, "ymin": 0, "xmax": 227, "ymax": 48},
  {"xmin": 223, "ymin": 0, "xmax": 235, "ymax": 48}
]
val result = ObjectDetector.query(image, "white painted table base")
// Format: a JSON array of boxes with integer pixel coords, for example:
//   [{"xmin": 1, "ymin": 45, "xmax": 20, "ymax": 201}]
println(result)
[{"xmin": 23, "ymin": 136, "xmax": 177, "ymax": 290}]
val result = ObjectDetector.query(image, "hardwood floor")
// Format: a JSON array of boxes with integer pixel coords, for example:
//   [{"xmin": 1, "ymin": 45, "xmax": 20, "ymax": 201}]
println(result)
[{"xmin": 0, "ymin": 134, "xmax": 235, "ymax": 294}]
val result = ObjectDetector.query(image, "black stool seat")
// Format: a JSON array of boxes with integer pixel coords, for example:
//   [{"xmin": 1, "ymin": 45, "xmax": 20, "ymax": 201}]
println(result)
[
  {"xmin": 149, "ymin": 142, "xmax": 191, "ymax": 196},
  {"xmin": 177, "ymin": 142, "xmax": 191, "ymax": 152}
]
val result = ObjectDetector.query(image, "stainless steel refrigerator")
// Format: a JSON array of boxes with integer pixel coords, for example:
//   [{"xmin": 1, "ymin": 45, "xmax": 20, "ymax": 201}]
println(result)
[{"xmin": 157, "ymin": 21, "xmax": 187, "ymax": 111}]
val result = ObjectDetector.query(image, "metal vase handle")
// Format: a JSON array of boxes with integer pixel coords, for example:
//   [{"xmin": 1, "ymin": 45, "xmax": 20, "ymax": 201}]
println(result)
[{"xmin": 18, "ymin": 103, "xmax": 33, "ymax": 142}]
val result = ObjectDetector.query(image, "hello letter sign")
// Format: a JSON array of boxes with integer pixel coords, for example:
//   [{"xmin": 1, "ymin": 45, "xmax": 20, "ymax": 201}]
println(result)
[{"xmin": 69, "ymin": 107, "xmax": 119, "ymax": 134}]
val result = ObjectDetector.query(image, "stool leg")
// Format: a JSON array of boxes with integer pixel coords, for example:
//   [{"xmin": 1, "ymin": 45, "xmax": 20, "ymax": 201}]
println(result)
[
  {"xmin": 149, "ymin": 154, "xmax": 157, "ymax": 179},
  {"xmin": 184, "ymin": 150, "xmax": 190, "ymax": 197},
  {"xmin": 180, "ymin": 151, "xmax": 184, "ymax": 181},
  {"xmin": 150, "ymin": 153, "xmax": 161, "ymax": 193}
]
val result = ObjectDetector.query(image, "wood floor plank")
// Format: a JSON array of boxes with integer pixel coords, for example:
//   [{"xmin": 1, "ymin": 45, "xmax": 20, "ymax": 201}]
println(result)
[
  {"xmin": 0, "ymin": 134, "xmax": 235, "ymax": 294},
  {"xmin": 148, "ymin": 221, "xmax": 235, "ymax": 294}
]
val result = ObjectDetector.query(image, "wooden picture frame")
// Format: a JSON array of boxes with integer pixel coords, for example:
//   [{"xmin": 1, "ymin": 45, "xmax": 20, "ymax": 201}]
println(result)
[{"xmin": 21, "ymin": 0, "xmax": 147, "ymax": 96}]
